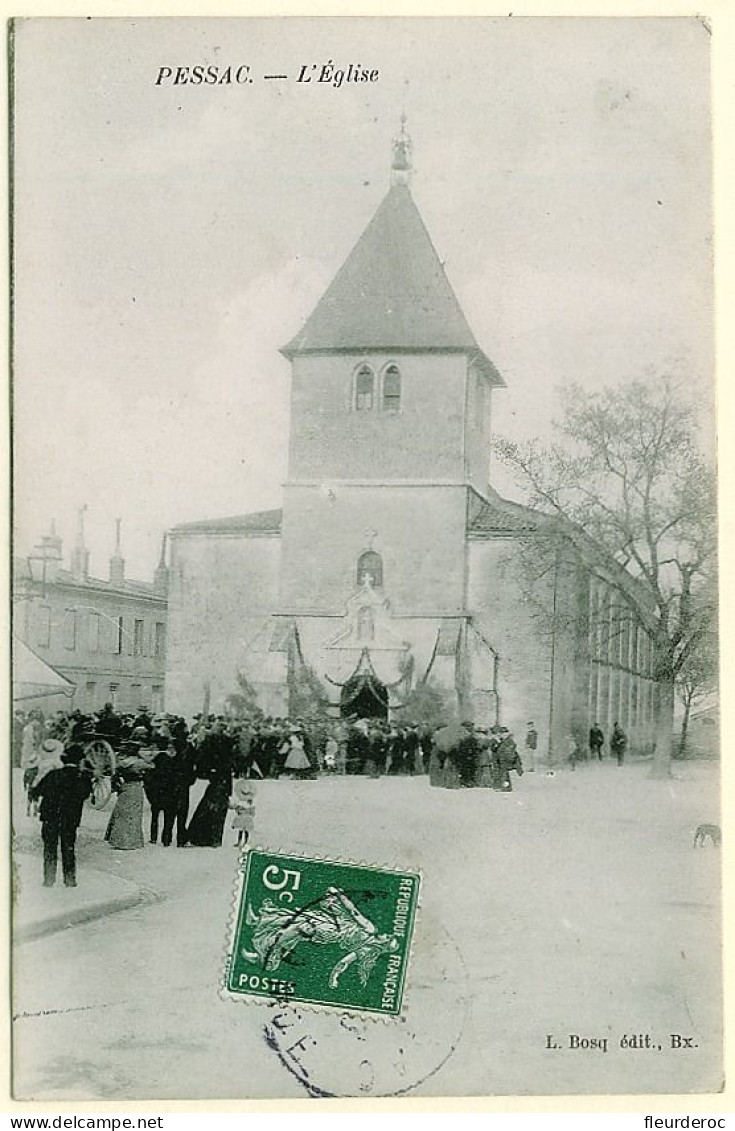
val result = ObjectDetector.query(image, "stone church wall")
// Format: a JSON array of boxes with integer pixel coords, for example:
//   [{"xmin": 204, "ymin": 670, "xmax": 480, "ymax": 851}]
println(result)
[
  {"xmin": 467, "ymin": 538, "xmax": 556, "ymax": 762},
  {"xmin": 279, "ymin": 483, "xmax": 468, "ymax": 616},
  {"xmin": 287, "ymin": 352, "xmax": 468, "ymax": 482},
  {"xmin": 165, "ymin": 532, "xmax": 281, "ymax": 716}
]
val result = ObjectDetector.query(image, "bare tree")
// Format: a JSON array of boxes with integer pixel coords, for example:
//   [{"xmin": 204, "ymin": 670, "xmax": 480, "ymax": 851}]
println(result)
[
  {"xmin": 675, "ymin": 614, "xmax": 718, "ymax": 756},
  {"xmin": 495, "ymin": 376, "xmax": 716, "ymax": 777}
]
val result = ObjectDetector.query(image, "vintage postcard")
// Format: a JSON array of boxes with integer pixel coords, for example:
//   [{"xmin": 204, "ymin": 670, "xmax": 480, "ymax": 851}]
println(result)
[{"xmin": 10, "ymin": 16, "xmax": 720, "ymax": 1101}]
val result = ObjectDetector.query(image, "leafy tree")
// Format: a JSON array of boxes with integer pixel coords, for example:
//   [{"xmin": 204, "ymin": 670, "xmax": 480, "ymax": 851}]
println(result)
[
  {"xmin": 224, "ymin": 670, "xmax": 261, "ymax": 720},
  {"xmin": 495, "ymin": 376, "xmax": 716, "ymax": 777},
  {"xmin": 288, "ymin": 660, "xmax": 331, "ymax": 721},
  {"xmin": 398, "ymin": 679, "xmax": 455, "ymax": 729}
]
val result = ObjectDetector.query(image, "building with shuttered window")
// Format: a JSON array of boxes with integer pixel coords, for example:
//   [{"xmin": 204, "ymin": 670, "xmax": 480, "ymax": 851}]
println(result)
[{"xmin": 14, "ymin": 516, "xmax": 168, "ymax": 716}]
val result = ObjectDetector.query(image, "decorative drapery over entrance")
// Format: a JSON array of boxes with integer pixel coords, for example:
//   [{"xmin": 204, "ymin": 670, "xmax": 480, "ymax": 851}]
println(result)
[{"xmin": 325, "ymin": 648, "xmax": 399, "ymax": 719}]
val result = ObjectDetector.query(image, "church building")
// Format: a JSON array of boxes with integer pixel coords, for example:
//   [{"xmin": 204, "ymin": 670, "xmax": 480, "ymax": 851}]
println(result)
[{"xmin": 165, "ymin": 125, "xmax": 658, "ymax": 762}]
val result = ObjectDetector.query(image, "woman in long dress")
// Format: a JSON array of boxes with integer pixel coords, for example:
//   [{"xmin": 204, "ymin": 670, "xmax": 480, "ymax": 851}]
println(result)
[
  {"xmin": 187, "ymin": 773, "xmax": 231, "ymax": 846},
  {"xmin": 282, "ymin": 729, "xmax": 312, "ymax": 780},
  {"xmin": 186, "ymin": 725, "xmax": 234, "ymax": 847},
  {"xmin": 105, "ymin": 748, "xmax": 151, "ymax": 851}
]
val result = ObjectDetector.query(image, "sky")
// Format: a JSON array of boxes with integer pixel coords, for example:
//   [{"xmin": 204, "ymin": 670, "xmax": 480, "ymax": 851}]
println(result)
[{"xmin": 12, "ymin": 16, "xmax": 713, "ymax": 578}]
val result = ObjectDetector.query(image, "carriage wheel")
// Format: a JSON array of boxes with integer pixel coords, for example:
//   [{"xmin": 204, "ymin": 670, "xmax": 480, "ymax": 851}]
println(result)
[{"xmin": 83, "ymin": 739, "xmax": 116, "ymax": 808}]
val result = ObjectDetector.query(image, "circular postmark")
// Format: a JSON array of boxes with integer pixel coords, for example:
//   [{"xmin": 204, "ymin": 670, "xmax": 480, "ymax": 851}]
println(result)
[{"xmin": 263, "ymin": 919, "xmax": 469, "ymax": 1097}]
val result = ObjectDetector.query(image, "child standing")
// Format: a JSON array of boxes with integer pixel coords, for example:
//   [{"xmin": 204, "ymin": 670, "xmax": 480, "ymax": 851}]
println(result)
[
  {"xmin": 323, "ymin": 734, "xmax": 339, "ymax": 773},
  {"xmin": 230, "ymin": 777, "xmax": 256, "ymax": 848}
]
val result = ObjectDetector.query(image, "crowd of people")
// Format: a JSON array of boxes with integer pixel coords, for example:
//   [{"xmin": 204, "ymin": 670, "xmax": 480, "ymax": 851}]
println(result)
[
  {"xmin": 17, "ymin": 705, "xmax": 261, "ymax": 889},
  {"xmin": 14, "ymin": 702, "xmax": 629, "ymax": 890}
]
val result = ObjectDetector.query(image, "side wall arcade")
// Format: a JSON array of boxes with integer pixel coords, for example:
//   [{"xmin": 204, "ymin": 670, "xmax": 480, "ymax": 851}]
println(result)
[{"xmin": 468, "ymin": 535, "xmax": 657, "ymax": 764}]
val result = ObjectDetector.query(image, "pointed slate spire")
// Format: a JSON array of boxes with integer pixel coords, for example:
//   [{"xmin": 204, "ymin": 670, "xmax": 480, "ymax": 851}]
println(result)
[{"xmin": 281, "ymin": 129, "xmax": 504, "ymax": 385}]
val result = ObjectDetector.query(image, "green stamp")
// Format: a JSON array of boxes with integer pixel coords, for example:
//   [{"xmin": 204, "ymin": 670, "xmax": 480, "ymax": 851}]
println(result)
[{"xmin": 226, "ymin": 850, "xmax": 420, "ymax": 1016}]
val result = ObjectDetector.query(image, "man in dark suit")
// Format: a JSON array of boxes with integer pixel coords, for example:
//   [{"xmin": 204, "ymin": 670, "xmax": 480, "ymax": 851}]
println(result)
[
  {"xmin": 589, "ymin": 723, "xmax": 605, "ymax": 761},
  {"xmin": 29, "ymin": 744, "xmax": 92, "ymax": 887}
]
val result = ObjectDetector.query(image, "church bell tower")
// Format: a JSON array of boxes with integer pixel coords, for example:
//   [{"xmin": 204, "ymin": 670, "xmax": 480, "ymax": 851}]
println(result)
[{"xmin": 277, "ymin": 124, "xmax": 504, "ymax": 623}]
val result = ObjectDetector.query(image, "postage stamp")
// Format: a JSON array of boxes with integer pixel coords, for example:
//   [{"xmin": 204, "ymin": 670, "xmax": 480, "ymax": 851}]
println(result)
[{"xmin": 225, "ymin": 850, "xmax": 421, "ymax": 1016}]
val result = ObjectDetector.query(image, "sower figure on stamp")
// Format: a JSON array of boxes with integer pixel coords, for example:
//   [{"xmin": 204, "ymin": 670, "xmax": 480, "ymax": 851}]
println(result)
[
  {"xmin": 29, "ymin": 743, "xmax": 92, "ymax": 888},
  {"xmin": 243, "ymin": 886, "xmax": 399, "ymax": 989}
]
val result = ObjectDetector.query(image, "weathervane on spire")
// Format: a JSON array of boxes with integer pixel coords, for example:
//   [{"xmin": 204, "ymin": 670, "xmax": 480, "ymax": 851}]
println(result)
[{"xmin": 391, "ymin": 90, "xmax": 412, "ymax": 187}]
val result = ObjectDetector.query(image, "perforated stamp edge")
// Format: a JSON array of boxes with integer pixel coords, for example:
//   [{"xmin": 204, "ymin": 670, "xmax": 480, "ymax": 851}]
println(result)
[{"xmin": 219, "ymin": 844, "xmax": 423, "ymax": 1025}]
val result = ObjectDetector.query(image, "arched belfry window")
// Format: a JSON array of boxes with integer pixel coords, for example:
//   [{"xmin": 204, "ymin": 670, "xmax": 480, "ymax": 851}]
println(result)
[
  {"xmin": 382, "ymin": 364, "xmax": 401, "ymax": 412},
  {"xmin": 354, "ymin": 364, "xmax": 375, "ymax": 411},
  {"xmin": 357, "ymin": 549, "xmax": 383, "ymax": 589}
]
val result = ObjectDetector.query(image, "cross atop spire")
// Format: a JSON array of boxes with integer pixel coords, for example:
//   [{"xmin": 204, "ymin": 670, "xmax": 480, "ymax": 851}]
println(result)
[{"xmin": 391, "ymin": 114, "xmax": 412, "ymax": 187}]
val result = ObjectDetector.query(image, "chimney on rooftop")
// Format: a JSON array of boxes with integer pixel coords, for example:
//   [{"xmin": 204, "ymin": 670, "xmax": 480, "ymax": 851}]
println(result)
[
  {"xmin": 153, "ymin": 533, "xmax": 169, "ymax": 596},
  {"xmin": 70, "ymin": 505, "xmax": 90, "ymax": 582},
  {"xmin": 109, "ymin": 518, "xmax": 125, "ymax": 587}
]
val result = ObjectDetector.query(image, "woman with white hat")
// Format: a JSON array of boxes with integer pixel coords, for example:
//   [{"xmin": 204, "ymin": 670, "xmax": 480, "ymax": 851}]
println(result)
[
  {"xmin": 282, "ymin": 728, "xmax": 312, "ymax": 780},
  {"xmin": 21, "ymin": 711, "xmax": 43, "ymax": 816}
]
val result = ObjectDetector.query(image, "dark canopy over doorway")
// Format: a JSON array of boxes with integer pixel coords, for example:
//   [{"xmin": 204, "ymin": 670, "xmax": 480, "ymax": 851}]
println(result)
[{"xmin": 340, "ymin": 672, "xmax": 389, "ymax": 720}]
